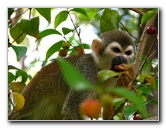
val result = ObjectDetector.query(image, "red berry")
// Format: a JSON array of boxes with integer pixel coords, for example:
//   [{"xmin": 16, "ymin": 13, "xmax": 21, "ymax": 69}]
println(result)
[
  {"xmin": 80, "ymin": 98, "xmax": 101, "ymax": 119},
  {"xmin": 59, "ymin": 50, "xmax": 67, "ymax": 57},
  {"xmin": 133, "ymin": 115, "xmax": 142, "ymax": 120},
  {"xmin": 146, "ymin": 26, "xmax": 157, "ymax": 35}
]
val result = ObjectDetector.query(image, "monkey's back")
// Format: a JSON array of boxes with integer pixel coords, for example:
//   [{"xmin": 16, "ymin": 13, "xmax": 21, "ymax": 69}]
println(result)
[{"xmin": 9, "ymin": 54, "xmax": 98, "ymax": 120}]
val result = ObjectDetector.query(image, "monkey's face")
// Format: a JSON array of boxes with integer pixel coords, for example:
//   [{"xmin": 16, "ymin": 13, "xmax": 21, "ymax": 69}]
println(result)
[
  {"xmin": 91, "ymin": 30, "xmax": 135, "ymax": 71},
  {"xmin": 103, "ymin": 41, "xmax": 134, "ymax": 70}
]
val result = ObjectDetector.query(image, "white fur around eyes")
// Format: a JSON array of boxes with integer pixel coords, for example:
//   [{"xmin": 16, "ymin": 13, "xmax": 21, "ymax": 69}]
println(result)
[
  {"xmin": 105, "ymin": 42, "xmax": 134, "ymax": 54},
  {"xmin": 125, "ymin": 45, "xmax": 134, "ymax": 52},
  {"xmin": 105, "ymin": 42, "xmax": 122, "ymax": 54},
  {"xmin": 107, "ymin": 42, "xmax": 122, "ymax": 50}
]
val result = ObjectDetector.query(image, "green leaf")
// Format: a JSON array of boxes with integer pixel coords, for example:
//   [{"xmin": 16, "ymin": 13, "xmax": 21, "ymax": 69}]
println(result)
[
  {"xmin": 15, "ymin": 70, "xmax": 28, "ymax": 83},
  {"xmin": 142, "ymin": 62, "xmax": 151, "ymax": 74},
  {"xmin": 152, "ymin": 79, "xmax": 158, "ymax": 89},
  {"xmin": 113, "ymin": 113, "xmax": 123, "ymax": 120},
  {"xmin": 137, "ymin": 74, "xmax": 154, "ymax": 83},
  {"xmin": 124, "ymin": 106, "xmax": 137, "ymax": 120},
  {"xmin": 113, "ymin": 97, "xmax": 125, "ymax": 104},
  {"xmin": 9, "ymin": 23, "xmax": 26, "ymax": 44},
  {"xmin": 107, "ymin": 87, "xmax": 147, "ymax": 118},
  {"xmin": 8, "ymin": 8, "xmax": 14, "ymax": 19},
  {"xmin": 70, "ymin": 8, "xmax": 88, "ymax": 18},
  {"xmin": 39, "ymin": 29, "xmax": 62, "ymax": 39},
  {"xmin": 143, "ymin": 100, "xmax": 158, "ymax": 106},
  {"xmin": 139, "ymin": 86, "xmax": 153, "ymax": 96},
  {"xmin": 113, "ymin": 97, "xmax": 125, "ymax": 108},
  {"xmin": 98, "ymin": 70, "xmax": 119, "ymax": 84},
  {"xmin": 8, "ymin": 65, "xmax": 28, "ymax": 83},
  {"xmin": 141, "ymin": 10, "xmax": 157, "ymax": 25},
  {"xmin": 152, "ymin": 58, "xmax": 158, "ymax": 68},
  {"xmin": 141, "ymin": 55, "xmax": 151, "ymax": 74},
  {"xmin": 62, "ymin": 27, "xmax": 74, "ymax": 35},
  {"xmin": 11, "ymin": 44, "xmax": 27, "ymax": 61},
  {"xmin": 8, "ymin": 65, "xmax": 19, "ymax": 70},
  {"xmin": 8, "ymin": 72, "xmax": 15, "ymax": 83},
  {"xmin": 100, "ymin": 9, "xmax": 120, "ymax": 33},
  {"xmin": 28, "ymin": 74, "xmax": 33, "ymax": 80},
  {"xmin": 54, "ymin": 11, "xmax": 68, "ymax": 29},
  {"xmin": 41, "ymin": 38, "xmax": 64, "ymax": 66},
  {"xmin": 77, "ymin": 43, "xmax": 90, "ymax": 49},
  {"xmin": 35, "ymin": 8, "xmax": 51, "ymax": 23},
  {"xmin": 19, "ymin": 17, "xmax": 40, "ymax": 38},
  {"xmin": 45, "ymin": 40, "xmax": 64, "ymax": 61},
  {"xmin": 56, "ymin": 57, "xmax": 93, "ymax": 91}
]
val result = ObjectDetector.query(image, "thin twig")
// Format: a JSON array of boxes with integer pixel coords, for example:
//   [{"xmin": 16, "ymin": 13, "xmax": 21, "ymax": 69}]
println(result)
[
  {"xmin": 62, "ymin": 35, "xmax": 68, "ymax": 42},
  {"xmin": 120, "ymin": 21, "xmax": 140, "ymax": 42},
  {"xmin": 68, "ymin": 11, "xmax": 84, "ymax": 48},
  {"xmin": 68, "ymin": 11, "xmax": 81, "ymax": 43},
  {"xmin": 147, "ymin": 50, "xmax": 156, "ymax": 60}
]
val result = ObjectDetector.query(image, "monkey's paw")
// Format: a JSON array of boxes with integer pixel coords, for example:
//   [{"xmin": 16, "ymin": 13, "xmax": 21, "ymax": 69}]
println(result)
[{"xmin": 114, "ymin": 64, "xmax": 134, "ymax": 86}]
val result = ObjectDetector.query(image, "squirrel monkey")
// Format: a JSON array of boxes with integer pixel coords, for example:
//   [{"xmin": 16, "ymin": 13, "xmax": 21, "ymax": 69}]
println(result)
[{"xmin": 9, "ymin": 30, "xmax": 135, "ymax": 120}]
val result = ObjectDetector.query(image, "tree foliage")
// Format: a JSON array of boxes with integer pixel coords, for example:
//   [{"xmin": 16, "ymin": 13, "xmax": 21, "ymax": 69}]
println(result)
[{"xmin": 8, "ymin": 8, "xmax": 158, "ymax": 120}]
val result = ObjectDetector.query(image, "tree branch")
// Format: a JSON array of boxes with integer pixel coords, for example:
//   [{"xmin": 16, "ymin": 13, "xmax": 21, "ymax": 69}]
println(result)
[
  {"xmin": 128, "ymin": 8, "xmax": 145, "ymax": 15},
  {"xmin": 132, "ymin": 37, "xmax": 157, "ymax": 90},
  {"xmin": 133, "ymin": 14, "xmax": 157, "ymax": 78}
]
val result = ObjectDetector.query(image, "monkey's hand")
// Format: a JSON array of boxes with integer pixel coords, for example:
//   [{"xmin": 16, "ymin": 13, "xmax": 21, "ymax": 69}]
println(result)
[{"xmin": 114, "ymin": 64, "xmax": 134, "ymax": 87}]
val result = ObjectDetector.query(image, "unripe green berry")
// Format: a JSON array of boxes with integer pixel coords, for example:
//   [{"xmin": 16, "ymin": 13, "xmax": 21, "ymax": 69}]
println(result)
[{"xmin": 62, "ymin": 42, "xmax": 70, "ymax": 50}]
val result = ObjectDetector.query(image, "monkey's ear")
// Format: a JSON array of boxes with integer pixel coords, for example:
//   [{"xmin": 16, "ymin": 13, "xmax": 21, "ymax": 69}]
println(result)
[{"xmin": 91, "ymin": 39, "xmax": 103, "ymax": 55}]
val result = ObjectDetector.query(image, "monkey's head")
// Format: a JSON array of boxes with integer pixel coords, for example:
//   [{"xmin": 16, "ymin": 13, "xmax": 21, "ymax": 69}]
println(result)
[{"xmin": 91, "ymin": 30, "xmax": 135, "ymax": 71}]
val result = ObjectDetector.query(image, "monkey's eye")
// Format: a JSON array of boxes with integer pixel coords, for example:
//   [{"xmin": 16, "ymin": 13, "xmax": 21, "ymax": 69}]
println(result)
[
  {"xmin": 113, "ymin": 48, "xmax": 120, "ymax": 53},
  {"xmin": 125, "ymin": 50, "xmax": 132, "ymax": 55}
]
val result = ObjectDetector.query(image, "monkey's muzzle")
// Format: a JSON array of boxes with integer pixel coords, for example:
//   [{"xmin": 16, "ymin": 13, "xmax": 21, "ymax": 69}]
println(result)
[{"xmin": 111, "ymin": 56, "xmax": 128, "ymax": 71}]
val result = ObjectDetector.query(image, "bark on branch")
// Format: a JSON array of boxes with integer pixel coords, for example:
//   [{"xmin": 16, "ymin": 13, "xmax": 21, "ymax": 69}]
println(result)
[{"xmin": 133, "ymin": 14, "xmax": 157, "ymax": 79}]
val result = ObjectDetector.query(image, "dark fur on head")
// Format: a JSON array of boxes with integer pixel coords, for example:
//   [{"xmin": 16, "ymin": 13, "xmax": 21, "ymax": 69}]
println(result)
[{"xmin": 98, "ymin": 30, "xmax": 134, "ymax": 55}]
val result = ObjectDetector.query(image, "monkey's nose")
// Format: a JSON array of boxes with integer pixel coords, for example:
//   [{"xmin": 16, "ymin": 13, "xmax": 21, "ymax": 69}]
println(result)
[{"xmin": 111, "ymin": 56, "xmax": 128, "ymax": 70}]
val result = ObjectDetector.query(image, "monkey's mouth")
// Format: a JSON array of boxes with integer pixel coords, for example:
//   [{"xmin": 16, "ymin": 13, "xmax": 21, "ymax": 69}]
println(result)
[{"xmin": 111, "ymin": 56, "xmax": 128, "ymax": 71}]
